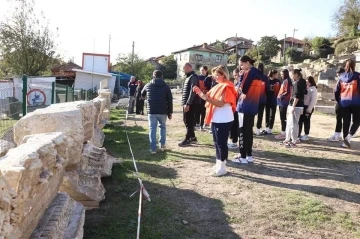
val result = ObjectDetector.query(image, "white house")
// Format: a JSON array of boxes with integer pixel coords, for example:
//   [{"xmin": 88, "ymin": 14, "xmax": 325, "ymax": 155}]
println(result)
[
  {"xmin": 73, "ymin": 53, "xmax": 116, "ymax": 96},
  {"xmin": 223, "ymin": 36, "xmax": 253, "ymax": 56}
]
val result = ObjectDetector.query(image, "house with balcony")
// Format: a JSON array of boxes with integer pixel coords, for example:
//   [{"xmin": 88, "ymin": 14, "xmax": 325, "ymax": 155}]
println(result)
[
  {"xmin": 223, "ymin": 36, "xmax": 254, "ymax": 56},
  {"xmin": 172, "ymin": 43, "xmax": 228, "ymax": 79},
  {"xmin": 272, "ymin": 37, "xmax": 305, "ymax": 63}
]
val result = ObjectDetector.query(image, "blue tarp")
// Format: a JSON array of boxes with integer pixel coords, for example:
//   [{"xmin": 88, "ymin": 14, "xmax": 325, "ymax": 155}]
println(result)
[{"xmin": 110, "ymin": 71, "xmax": 133, "ymax": 94}]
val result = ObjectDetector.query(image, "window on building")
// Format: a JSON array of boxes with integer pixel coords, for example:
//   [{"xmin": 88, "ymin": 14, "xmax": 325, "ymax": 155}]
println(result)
[
  {"xmin": 195, "ymin": 54, "xmax": 203, "ymax": 61},
  {"xmin": 184, "ymin": 54, "xmax": 188, "ymax": 60},
  {"xmin": 180, "ymin": 54, "xmax": 182, "ymax": 61},
  {"xmin": 216, "ymin": 55, "xmax": 222, "ymax": 62}
]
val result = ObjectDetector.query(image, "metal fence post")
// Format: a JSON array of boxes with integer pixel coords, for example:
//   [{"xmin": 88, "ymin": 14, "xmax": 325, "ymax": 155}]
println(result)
[
  {"xmin": 65, "ymin": 86, "xmax": 68, "ymax": 102},
  {"xmin": 22, "ymin": 75, "xmax": 27, "ymax": 116},
  {"xmin": 51, "ymin": 82, "xmax": 55, "ymax": 104}
]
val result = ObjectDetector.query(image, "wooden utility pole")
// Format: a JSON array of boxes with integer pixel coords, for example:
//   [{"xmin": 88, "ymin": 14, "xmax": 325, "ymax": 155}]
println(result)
[
  {"xmin": 283, "ymin": 34, "xmax": 286, "ymax": 65},
  {"xmin": 235, "ymin": 33, "xmax": 238, "ymax": 66},
  {"xmin": 131, "ymin": 41, "xmax": 135, "ymax": 75},
  {"xmin": 108, "ymin": 35, "xmax": 111, "ymax": 55}
]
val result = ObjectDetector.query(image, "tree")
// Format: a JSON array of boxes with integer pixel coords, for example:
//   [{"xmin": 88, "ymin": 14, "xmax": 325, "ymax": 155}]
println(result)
[
  {"xmin": 333, "ymin": 0, "xmax": 360, "ymax": 37},
  {"xmin": 257, "ymin": 36, "xmax": 280, "ymax": 59},
  {"xmin": 0, "ymin": 0, "xmax": 58, "ymax": 76},
  {"xmin": 285, "ymin": 47, "xmax": 302, "ymax": 62},
  {"xmin": 113, "ymin": 53, "xmax": 155, "ymax": 82},
  {"xmin": 228, "ymin": 53, "xmax": 239, "ymax": 64},
  {"xmin": 212, "ymin": 40, "xmax": 226, "ymax": 50},
  {"xmin": 311, "ymin": 37, "xmax": 331, "ymax": 50},
  {"xmin": 160, "ymin": 55, "xmax": 177, "ymax": 79},
  {"xmin": 246, "ymin": 46, "xmax": 262, "ymax": 62}
]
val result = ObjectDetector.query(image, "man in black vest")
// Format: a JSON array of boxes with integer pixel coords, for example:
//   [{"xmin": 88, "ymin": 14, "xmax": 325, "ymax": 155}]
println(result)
[{"xmin": 179, "ymin": 63, "xmax": 200, "ymax": 147}]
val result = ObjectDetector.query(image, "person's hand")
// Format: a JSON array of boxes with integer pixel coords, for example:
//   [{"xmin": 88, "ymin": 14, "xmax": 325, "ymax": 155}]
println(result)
[
  {"xmin": 240, "ymin": 94, "xmax": 246, "ymax": 100},
  {"xmin": 239, "ymin": 70, "xmax": 244, "ymax": 76},
  {"xmin": 168, "ymin": 114, "xmax": 172, "ymax": 120},
  {"xmin": 184, "ymin": 105, "xmax": 190, "ymax": 112},
  {"xmin": 193, "ymin": 86, "xmax": 201, "ymax": 94},
  {"xmin": 277, "ymin": 95, "xmax": 282, "ymax": 99}
]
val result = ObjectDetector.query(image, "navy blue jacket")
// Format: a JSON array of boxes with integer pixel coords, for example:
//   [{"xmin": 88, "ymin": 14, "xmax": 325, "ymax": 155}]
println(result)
[{"xmin": 128, "ymin": 81, "xmax": 138, "ymax": 96}]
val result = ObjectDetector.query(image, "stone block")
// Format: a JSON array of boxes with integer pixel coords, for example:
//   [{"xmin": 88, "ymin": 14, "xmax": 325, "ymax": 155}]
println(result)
[
  {"xmin": 82, "ymin": 142, "xmax": 115, "ymax": 178},
  {"xmin": 30, "ymin": 192, "xmax": 85, "ymax": 239},
  {"xmin": 13, "ymin": 106, "xmax": 84, "ymax": 169},
  {"xmin": 0, "ymin": 132, "xmax": 68, "ymax": 239},
  {"xmin": 0, "ymin": 139, "xmax": 15, "ymax": 157},
  {"xmin": 91, "ymin": 127, "xmax": 105, "ymax": 148},
  {"xmin": 0, "ymin": 172, "xmax": 17, "ymax": 238}
]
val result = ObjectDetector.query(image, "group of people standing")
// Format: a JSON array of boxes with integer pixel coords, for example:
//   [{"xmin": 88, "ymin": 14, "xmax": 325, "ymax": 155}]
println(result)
[
  {"xmin": 127, "ymin": 76, "xmax": 145, "ymax": 115},
  {"xmin": 178, "ymin": 57, "xmax": 360, "ymax": 177},
  {"xmin": 131, "ymin": 56, "xmax": 359, "ymax": 177}
]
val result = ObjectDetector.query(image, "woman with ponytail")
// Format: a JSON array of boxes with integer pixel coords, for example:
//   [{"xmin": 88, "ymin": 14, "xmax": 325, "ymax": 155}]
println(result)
[{"xmin": 265, "ymin": 69, "xmax": 281, "ymax": 134}]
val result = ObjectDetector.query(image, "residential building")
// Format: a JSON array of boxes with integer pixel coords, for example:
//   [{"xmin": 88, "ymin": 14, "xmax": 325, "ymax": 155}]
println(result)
[
  {"xmin": 51, "ymin": 62, "xmax": 82, "ymax": 79},
  {"xmin": 172, "ymin": 43, "xmax": 228, "ymax": 79},
  {"xmin": 272, "ymin": 37, "xmax": 306, "ymax": 63},
  {"xmin": 223, "ymin": 37, "xmax": 254, "ymax": 56},
  {"xmin": 145, "ymin": 55, "xmax": 165, "ymax": 70}
]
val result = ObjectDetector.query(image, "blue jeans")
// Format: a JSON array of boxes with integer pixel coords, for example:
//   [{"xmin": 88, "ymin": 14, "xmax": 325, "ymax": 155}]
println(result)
[
  {"xmin": 148, "ymin": 114, "xmax": 167, "ymax": 151},
  {"xmin": 212, "ymin": 121, "xmax": 233, "ymax": 161}
]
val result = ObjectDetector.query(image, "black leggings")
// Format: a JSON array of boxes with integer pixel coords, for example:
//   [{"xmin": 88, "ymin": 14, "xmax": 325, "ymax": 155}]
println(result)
[
  {"xmin": 335, "ymin": 103, "xmax": 342, "ymax": 133},
  {"xmin": 229, "ymin": 112, "xmax": 239, "ymax": 143},
  {"xmin": 298, "ymin": 106, "xmax": 313, "ymax": 136},
  {"xmin": 195, "ymin": 101, "xmax": 206, "ymax": 127},
  {"xmin": 239, "ymin": 114, "xmax": 255, "ymax": 158},
  {"xmin": 256, "ymin": 103, "xmax": 266, "ymax": 129},
  {"xmin": 279, "ymin": 106, "xmax": 288, "ymax": 132},
  {"xmin": 265, "ymin": 104, "xmax": 277, "ymax": 129},
  {"xmin": 212, "ymin": 122, "xmax": 233, "ymax": 161},
  {"xmin": 341, "ymin": 106, "xmax": 360, "ymax": 139}
]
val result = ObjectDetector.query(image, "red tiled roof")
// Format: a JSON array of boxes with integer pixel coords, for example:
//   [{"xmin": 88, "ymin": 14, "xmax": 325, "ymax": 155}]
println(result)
[
  {"xmin": 280, "ymin": 37, "xmax": 305, "ymax": 45},
  {"xmin": 172, "ymin": 43, "xmax": 226, "ymax": 54}
]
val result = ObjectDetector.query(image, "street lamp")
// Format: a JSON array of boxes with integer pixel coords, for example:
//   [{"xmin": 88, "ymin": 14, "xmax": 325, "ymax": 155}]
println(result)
[{"xmin": 291, "ymin": 28, "xmax": 298, "ymax": 59}]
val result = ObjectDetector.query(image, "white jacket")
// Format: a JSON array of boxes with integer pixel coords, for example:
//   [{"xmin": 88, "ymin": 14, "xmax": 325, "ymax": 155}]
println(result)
[{"xmin": 304, "ymin": 86, "xmax": 318, "ymax": 112}]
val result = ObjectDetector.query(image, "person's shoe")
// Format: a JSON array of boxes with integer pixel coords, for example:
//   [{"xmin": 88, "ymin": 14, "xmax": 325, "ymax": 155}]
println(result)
[
  {"xmin": 190, "ymin": 137, "xmax": 198, "ymax": 143},
  {"xmin": 233, "ymin": 153, "xmax": 240, "ymax": 160},
  {"xmin": 328, "ymin": 133, "xmax": 340, "ymax": 142},
  {"xmin": 341, "ymin": 143, "xmax": 349, "ymax": 148},
  {"xmin": 246, "ymin": 156, "xmax": 254, "ymax": 163},
  {"xmin": 275, "ymin": 133, "xmax": 286, "ymax": 140},
  {"xmin": 150, "ymin": 149, "xmax": 156, "ymax": 154},
  {"xmin": 255, "ymin": 128, "xmax": 261, "ymax": 136},
  {"xmin": 300, "ymin": 135, "xmax": 309, "ymax": 141},
  {"xmin": 261, "ymin": 130, "xmax": 268, "ymax": 135},
  {"xmin": 200, "ymin": 126, "xmax": 205, "ymax": 131},
  {"xmin": 285, "ymin": 142, "xmax": 296, "ymax": 148},
  {"xmin": 227, "ymin": 142, "xmax": 238, "ymax": 149},
  {"xmin": 344, "ymin": 135, "xmax": 352, "ymax": 148},
  {"xmin": 232, "ymin": 158, "xmax": 248, "ymax": 164},
  {"xmin": 212, "ymin": 160, "xmax": 227, "ymax": 177},
  {"xmin": 178, "ymin": 140, "xmax": 191, "ymax": 147},
  {"xmin": 267, "ymin": 129, "xmax": 273, "ymax": 134},
  {"xmin": 159, "ymin": 144, "xmax": 167, "ymax": 151}
]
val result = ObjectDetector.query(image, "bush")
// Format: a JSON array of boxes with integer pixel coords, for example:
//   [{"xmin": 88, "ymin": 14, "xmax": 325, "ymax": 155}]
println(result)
[{"xmin": 334, "ymin": 39, "xmax": 358, "ymax": 55}]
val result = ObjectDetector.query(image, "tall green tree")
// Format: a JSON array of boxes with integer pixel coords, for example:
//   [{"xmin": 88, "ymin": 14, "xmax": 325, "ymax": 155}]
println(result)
[
  {"xmin": 113, "ymin": 53, "xmax": 155, "ymax": 82},
  {"xmin": 160, "ymin": 55, "xmax": 177, "ymax": 79},
  {"xmin": 0, "ymin": 0, "xmax": 58, "ymax": 76},
  {"xmin": 257, "ymin": 36, "xmax": 280, "ymax": 59},
  {"xmin": 311, "ymin": 37, "xmax": 331, "ymax": 50},
  {"xmin": 212, "ymin": 40, "xmax": 226, "ymax": 50},
  {"xmin": 333, "ymin": 0, "xmax": 360, "ymax": 37}
]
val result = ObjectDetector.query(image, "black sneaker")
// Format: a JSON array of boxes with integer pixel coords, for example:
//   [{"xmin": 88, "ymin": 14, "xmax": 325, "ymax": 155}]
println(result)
[
  {"xmin": 190, "ymin": 137, "xmax": 198, "ymax": 143},
  {"xmin": 178, "ymin": 140, "xmax": 191, "ymax": 147}
]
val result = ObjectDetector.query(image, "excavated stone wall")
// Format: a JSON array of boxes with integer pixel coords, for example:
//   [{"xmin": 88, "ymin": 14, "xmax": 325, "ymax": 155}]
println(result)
[{"xmin": 0, "ymin": 88, "xmax": 114, "ymax": 238}]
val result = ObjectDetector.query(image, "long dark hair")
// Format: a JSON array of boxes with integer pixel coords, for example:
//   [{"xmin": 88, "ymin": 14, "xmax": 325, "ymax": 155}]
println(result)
[
  {"xmin": 293, "ymin": 68, "xmax": 302, "ymax": 78},
  {"xmin": 282, "ymin": 69, "xmax": 290, "ymax": 79},
  {"xmin": 268, "ymin": 69, "xmax": 278, "ymax": 78},
  {"xmin": 307, "ymin": 76, "xmax": 317, "ymax": 88},
  {"xmin": 240, "ymin": 55, "xmax": 256, "ymax": 65},
  {"xmin": 345, "ymin": 59, "xmax": 355, "ymax": 72},
  {"xmin": 257, "ymin": 63, "xmax": 264, "ymax": 74}
]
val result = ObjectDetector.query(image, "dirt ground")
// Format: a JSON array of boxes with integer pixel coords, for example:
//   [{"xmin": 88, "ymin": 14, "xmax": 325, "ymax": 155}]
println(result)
[{"xmin": 84, "ymin": 96, "xmax": 360, "ymax": 239}]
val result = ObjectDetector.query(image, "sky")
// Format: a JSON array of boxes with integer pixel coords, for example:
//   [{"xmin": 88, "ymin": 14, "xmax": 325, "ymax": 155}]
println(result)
[{"xmin": 0, "ymin": 0, "xmax": 341, "ymax": 66}]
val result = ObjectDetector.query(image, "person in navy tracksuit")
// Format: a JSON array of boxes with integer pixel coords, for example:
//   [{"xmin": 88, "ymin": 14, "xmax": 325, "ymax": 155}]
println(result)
[
  {"xmin": 233, "ymin": 56, "xmax": 263, "ymax": 164},
  {"xmin": 334, "ymin": 59, "xmax": 360, "ymax": 148},
  {"xmin": 255, "ymin": 63, "xmax": 269, "ymax": 135}
]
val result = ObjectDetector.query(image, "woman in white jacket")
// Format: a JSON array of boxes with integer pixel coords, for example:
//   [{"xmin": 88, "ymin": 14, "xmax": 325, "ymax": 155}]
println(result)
[{"xmin": 298, "ymin": 76, "xmax": 318, "ymax": 141}]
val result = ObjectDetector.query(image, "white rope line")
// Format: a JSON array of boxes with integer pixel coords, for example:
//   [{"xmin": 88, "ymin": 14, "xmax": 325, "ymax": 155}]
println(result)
[{"xmin": 124, "ymin": 110, "xmax": 151, "ymax": 239}]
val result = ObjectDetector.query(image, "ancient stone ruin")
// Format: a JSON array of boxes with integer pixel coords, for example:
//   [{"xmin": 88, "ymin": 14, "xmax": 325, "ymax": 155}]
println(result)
[{"xmin": 0, "ymin": 88, "xmax": 114, "ymax": 238}]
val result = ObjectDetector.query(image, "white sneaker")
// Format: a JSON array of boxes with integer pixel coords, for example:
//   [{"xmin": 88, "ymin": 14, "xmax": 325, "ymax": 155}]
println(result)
[
  {"xmin": 246, "ymin": 156, "xmax": 254, "ymax": 163},
  {"xmin": 232, "ymin": 158, "xmax": 248, "ymax": 164},
  {"xmin": 255, "ymin": 128, "xmax": 261, "ymax": 136},
  {"xmin": 300, "ymin": 135, "xmax": 309, "ymax": 141},
  {"xmin": 328, "ymin": 133, "xmax": 340, "ymax": 142},
  {"xmin": 344, "ymin": 135, "xmax": 352, "ymax": 148},
  {"xmin": 233, "ymin": 153, "xmax": 240, "ymax": 159},
  {"xmin": 212, "ymin": 160, "xmax": 227, "ymax": 177},
  {"xmin": 267, "ymin": 129, "xmax": 273, "ymax": 134},
  {"xmin": 228, "ymin": 143, "xmax": 238, "ymax": 149}
]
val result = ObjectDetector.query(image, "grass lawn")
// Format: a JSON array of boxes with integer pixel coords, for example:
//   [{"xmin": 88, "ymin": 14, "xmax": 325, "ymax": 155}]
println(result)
[{"xmin": 84, "ymin": 99, "xmax": 360, "ymax": 239}]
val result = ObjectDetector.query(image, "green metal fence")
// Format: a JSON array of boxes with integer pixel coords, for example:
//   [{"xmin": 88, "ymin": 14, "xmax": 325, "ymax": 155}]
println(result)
[{"xmin": 0, "ymin": 75, "xmax": 99, "ymax": 141}]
